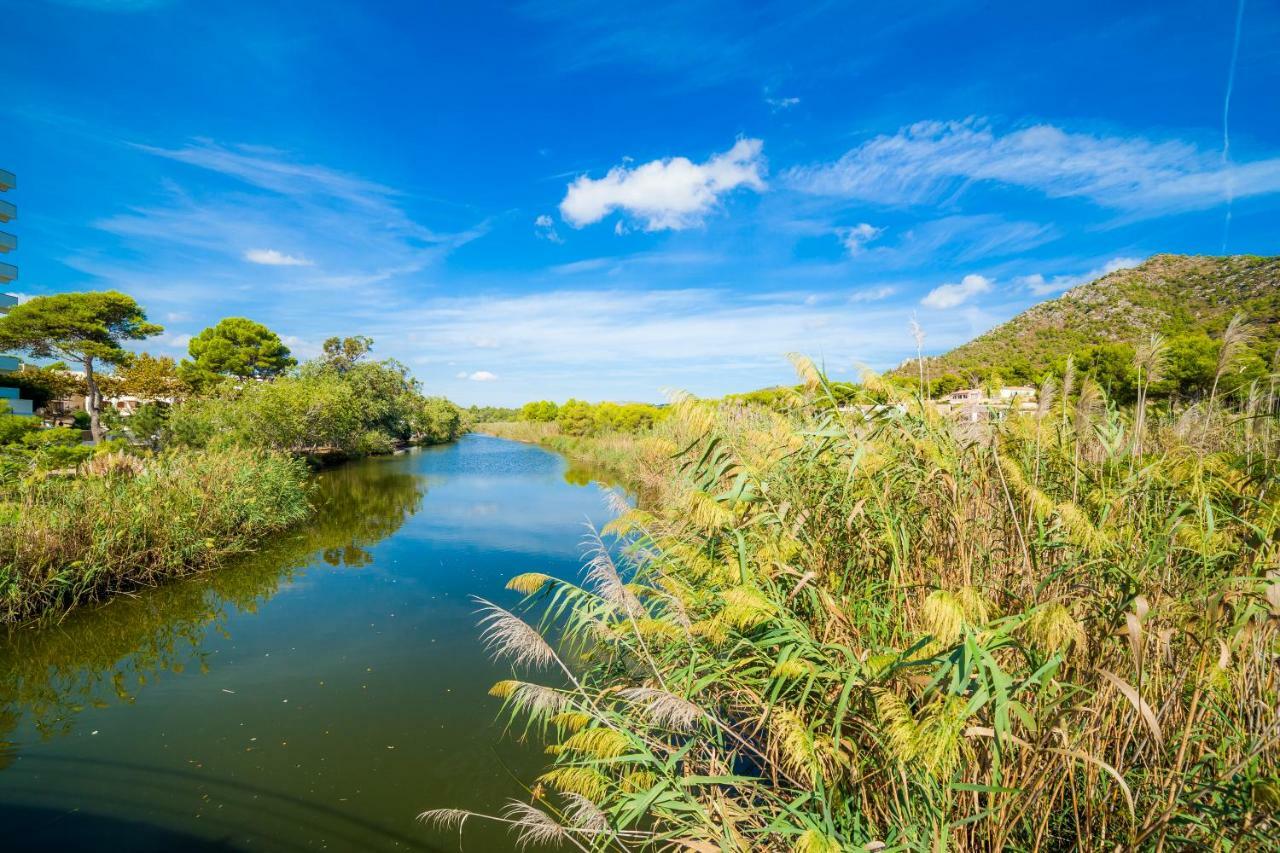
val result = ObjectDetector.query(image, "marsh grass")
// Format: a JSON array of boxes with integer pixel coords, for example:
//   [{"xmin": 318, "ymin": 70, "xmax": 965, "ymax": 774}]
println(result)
[
  {"xmin": 434, "ymin": 357, "xmax": 1280, "ymax": 850},
  {"xmin": 0, "ymin": 448, "xmax": 311, "ymax": 623}
]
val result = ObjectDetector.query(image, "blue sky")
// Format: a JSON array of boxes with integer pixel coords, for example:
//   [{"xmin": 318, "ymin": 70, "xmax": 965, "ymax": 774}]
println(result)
[{"xmin": 3, "ymin": 0, "xmax": 1278, "ymax": 405}]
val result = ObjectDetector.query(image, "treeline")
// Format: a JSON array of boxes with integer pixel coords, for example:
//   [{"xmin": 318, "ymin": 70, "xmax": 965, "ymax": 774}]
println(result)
[
  {"xmin": 514, "ymin": 398, "xmax": 666, "ymax": 435},
  {"xmin": 914, "ymin": 326, "xmax": 1275, "ymax": 404},
  {"xmin": 0, "ymin": 291, "xmax": 462, "ymax": 621}
]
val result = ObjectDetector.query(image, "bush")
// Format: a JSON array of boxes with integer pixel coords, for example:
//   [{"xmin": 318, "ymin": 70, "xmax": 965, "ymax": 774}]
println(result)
[{"xmin": 0, "ymin": 448, "xmax": 311, "ymax": 622}]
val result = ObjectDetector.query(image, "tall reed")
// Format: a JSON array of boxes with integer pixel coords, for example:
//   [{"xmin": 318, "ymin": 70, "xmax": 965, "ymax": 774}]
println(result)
[
  {"xmin": 429, "ymin": 357, "xmax": 1280, "ymax": 850},
  {"xmin": 0, "ymin": 448, "xmax": 312, "ymax": 623}
]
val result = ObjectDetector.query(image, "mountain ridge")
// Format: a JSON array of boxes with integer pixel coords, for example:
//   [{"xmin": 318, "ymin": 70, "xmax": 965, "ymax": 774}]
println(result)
[{"xmin": 905, "ymin": 253, "xmax": 1279, "ymax": 383}]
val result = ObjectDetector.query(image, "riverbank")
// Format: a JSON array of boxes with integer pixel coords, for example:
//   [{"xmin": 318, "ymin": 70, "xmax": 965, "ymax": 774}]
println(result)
[
  {"xmin": 434, "ymin": 364, "xmax": 1280, "ymax": 849},
  {"xmin": 473, "ymin": 421, "xmax": 662, "ymax": 497},
  {"xmin": 0, "ymin": 448, "xmax": 313, "ymax": 623},
  {"xmin": 0, "ymin": 435, "xmax": 616, "ymax": 851}
]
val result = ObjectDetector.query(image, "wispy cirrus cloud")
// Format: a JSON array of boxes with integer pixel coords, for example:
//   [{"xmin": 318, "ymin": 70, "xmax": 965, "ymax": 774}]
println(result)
[
  {"xmin": 93, "ymin": 140, "xmax": 483, "ymax": 302},
  {"xmin": 788, "ymin": 118, "xmax": 1280, "ymax": 215},
  {"xmin": 560, "ymin": 138, "xmax": 766, "ymax": 231},
  {"xmin": 244, "ymin": 248, "xmax": 313, "ymax": 266}
]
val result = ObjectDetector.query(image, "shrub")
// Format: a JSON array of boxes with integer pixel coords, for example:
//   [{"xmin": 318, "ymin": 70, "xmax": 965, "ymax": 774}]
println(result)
[{"xmin": 0, "ymin": 447, "xmax": 311, "ymax": 622}]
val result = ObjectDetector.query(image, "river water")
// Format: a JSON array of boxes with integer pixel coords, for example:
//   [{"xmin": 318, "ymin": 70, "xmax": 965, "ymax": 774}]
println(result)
[{"xmin": 0, "ymin": 435, "xmax": 622, "ymax": 851}]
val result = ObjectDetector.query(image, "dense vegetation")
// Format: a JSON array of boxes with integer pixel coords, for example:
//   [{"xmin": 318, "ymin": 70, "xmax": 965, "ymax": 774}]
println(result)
[
  {"xmin": 898, "ymin": 254, "xmax": 1279, "ymax": 400},
  {"xmin": 429, "ymin": 323, "xmax": 1280, "ymax": 848},
  {"xmin": 0, "ymin": 449, "xmax": 311, "ymax": 623},
  {"xmin": 476, "ymin": 399, "xmax": 667, "ymax": 485},
  {"xmin": 0, "ymin": 292, "xmax": 463, "ymax": 622}
]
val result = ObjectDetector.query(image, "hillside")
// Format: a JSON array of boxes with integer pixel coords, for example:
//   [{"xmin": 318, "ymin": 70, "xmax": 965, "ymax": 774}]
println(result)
[{"xmin": 908, "ymin": 254, "xmax": 1280, "ymax": 382}]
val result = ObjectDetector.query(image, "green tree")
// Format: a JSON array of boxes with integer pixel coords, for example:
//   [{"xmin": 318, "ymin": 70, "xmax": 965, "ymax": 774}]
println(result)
[
  {"xmin": 115, "ymin": 352, "xmax": 188, "ymax": 400},
  {"xmin": 556, "ymin": 399, "xmax": 595, "ymax": 436},
  {"xmin": 180, "ymin": 317, "xmax": 296, "ymax": 389},
  {"xmin": 321, "ymin": 335, "xmax": 374, "ymax": 374},
  {"xmin": 518, "ymin": 400, "xmax": 559, "ymax": 422},
  {"xmin": 929, "ymin": 373, "xmax": 965, "ymax": 399},
  {"xmin": 0, "ymin": 291, "xmax": 162, "ymax": 442},
  {"xmin": 1150, "ymin": 334, "xmax": 1218, "ymax": 400},
  {"xmin": 1074, "ymin": 343, "xmax": 1138, "ymax": 404}
]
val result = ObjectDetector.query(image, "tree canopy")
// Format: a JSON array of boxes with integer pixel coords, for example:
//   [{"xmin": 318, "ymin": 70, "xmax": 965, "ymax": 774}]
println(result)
[
  {"xmin": 0, "ymin": 291, "xmax": 162, "ymax": 441},
  {"xmin": 0, "ymin": 291, "xmax": 161, "ymax": 367},
  {"xmin": 179, "ymin": 317, "xmax": 296, "ymax": 387}
]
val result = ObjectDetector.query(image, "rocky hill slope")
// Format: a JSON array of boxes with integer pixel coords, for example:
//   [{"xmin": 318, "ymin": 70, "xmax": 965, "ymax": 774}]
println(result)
[{"xmin": 912, "ymin": 254, "xmax": 1279, "ymax": 380}]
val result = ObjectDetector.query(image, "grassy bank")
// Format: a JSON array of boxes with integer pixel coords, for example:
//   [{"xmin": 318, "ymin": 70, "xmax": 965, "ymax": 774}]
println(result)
[
  {"xmin": 432, "ymin": 360, "xmax": 1280, "ymax": 849},
  {"xmin": 0, "ymin": 448, "xmax": 311, "ymax": 623},
  {"xmin": 476, "ymin": 421, "xmax": 661, "ymax": 492}
]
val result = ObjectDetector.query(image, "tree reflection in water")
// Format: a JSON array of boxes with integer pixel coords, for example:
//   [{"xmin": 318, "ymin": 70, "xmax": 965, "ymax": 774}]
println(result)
[{"xmin": 0, "ymin": 455, "xmax": 427, "ymax": 752}]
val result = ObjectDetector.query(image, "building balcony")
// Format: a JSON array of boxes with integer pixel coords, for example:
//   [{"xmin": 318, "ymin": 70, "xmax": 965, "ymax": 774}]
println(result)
[
  {"xmin": 0, "ymin": 169, "xmax": 13, "ymax": 192},
  {"xmin": 0, "ymin": 293, "xmax": 16, "ymax": 311},
  {"xmin": 0, "ymin": 262, "xmax": 14, "ymax": 284},
  {"xmin": 0, "ymin": 199, "xmax": 13, "ymax": 222},
  {"xmin": 0, "ymin": 231, "xmax": 14, "ymax": 253}
]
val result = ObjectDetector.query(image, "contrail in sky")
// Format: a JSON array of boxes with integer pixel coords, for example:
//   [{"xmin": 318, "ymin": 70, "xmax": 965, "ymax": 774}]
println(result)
[{"xmin": 1221, "ymin": 0, "xmax": 1247, "ymax": 253}]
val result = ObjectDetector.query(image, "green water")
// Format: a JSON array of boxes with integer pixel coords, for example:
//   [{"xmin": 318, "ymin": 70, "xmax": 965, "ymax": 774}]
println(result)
[{"xmin": 0, "ymin": 435, "xmax": 622, "ymax": 851}]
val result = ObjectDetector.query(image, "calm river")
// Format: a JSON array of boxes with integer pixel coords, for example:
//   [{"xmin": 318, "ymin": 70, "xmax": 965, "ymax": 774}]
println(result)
[{"xmin": 0, "ymin": 434, "xmax": 622, "ymax": 851}]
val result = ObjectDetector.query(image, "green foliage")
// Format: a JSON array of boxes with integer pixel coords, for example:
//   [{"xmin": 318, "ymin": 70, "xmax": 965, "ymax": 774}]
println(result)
[
  {"xmin": 120, "ymin": 402, "xmax": 171, "ymax": 450},
  {"xmin": 518, "ymin": 400, "xmax": 559, "ymax": 422},
  {"xmin": 908, "ymin": 254, "xmax": 1280, "ymax": 401},
  {"xmin": 71, "ymin": 410, "xmax": 91, "ymax": 430},
  {"xmin": 414, "ymin": 397, "xmax": 463, "ymax": 445},
  {"xmin": 320, "ymin": 335, "xmax": 373, "ymax": 373},
  {"xmin": 179, "ymin": 317, "xmax": 296, "ymax": 388},
  {"xmin": 112, "ymin": 352, "xmax": 187, "ymax": 400},
  {"xmin": 928, "ymin": 372, "xmax": 965, "ymax": 398},
  {"xmin": 1073, "ymin": 342, "xmax": 1138, "ymax": 403},
  {"xmin": 0, "ymin": 448, "xmax": 311, "ymax": 622},
  {"xmin": 0, "ymin": 290, "xmax": 162, "ymax": 440},
  {"xmin": 0, "ymin": 291, "xmax": 162, "ymax": 368},
  {"xmin": 440, "ymin": 356, "xmax": 1280, "ymax": 850},
  {"xmin": 4, "ymin": 364, "xmax": 80, "ymax": 408},
  {"xmin": 0, "ymin": 413, "xmax": 40, "ymax": 445},
  {"xmin": 168, "ymin": 356, "xmax": 464, "ymax": 456},
  {"xmin": 555, "ymin": 399, "xmax": 595, "ymax": 436},
  {"xmin": 466, "ymin": 404, "xmax": 518, "ymax": 423}
]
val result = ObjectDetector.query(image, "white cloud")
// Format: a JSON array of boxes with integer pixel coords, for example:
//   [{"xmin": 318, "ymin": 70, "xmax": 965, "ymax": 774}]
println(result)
[
  {"xmin": 151, "ymin": 332, "xmax": 193, "ymax": 350},
  {"xmin": 837, "ymin": 222, "xmax": 884, "ymax": 255},
  {"xmin": 466, "ymin": 371, "xmax": 498, "ymax": 382},
  {"xmin": 848, "ymin": 285, "xmax": 896, "ymax": 303},
  {"xmin": 244, "ymin": 248, "xmax": 313, "ymax": 266},
  {"xmin": 559, "ymin": 138, "xmax": 766, "ymax": 231},
  {"xmin": 921, "ymin": 274, "xmax": 993, "ymax": 309},
  {"xmin": 766, "ymin": 96, "xmax": 800, "ymax": 112},
  {"xmin": 1017, "ymin": 256, "xmax": 1142, "ymax": 296},
  {"xmin": 789, "ymin": 118, "xmax": 1280, "ymax": 214},
  {"xmin": 534, "ymin": 214, "xmax": 563, "ymax": 243}
]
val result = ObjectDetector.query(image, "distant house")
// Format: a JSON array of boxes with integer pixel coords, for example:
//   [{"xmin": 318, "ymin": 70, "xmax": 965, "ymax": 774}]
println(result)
[
  {"xmin": 999, "ymin": 386, "xmax": 1037, "ymax": 401},
  {"xmin": 939, "ymin": 385, "xmax": 1038, "ymax": 422},
  {"xmin": 945, "ymin": 388, "xmax": 984, "ymax": 405}
]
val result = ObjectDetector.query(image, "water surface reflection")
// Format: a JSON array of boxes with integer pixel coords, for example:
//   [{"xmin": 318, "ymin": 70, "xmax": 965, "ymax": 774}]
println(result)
[{"xmin": 0, "ymin": 435, "xmax": 619, "ymax": 851}]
